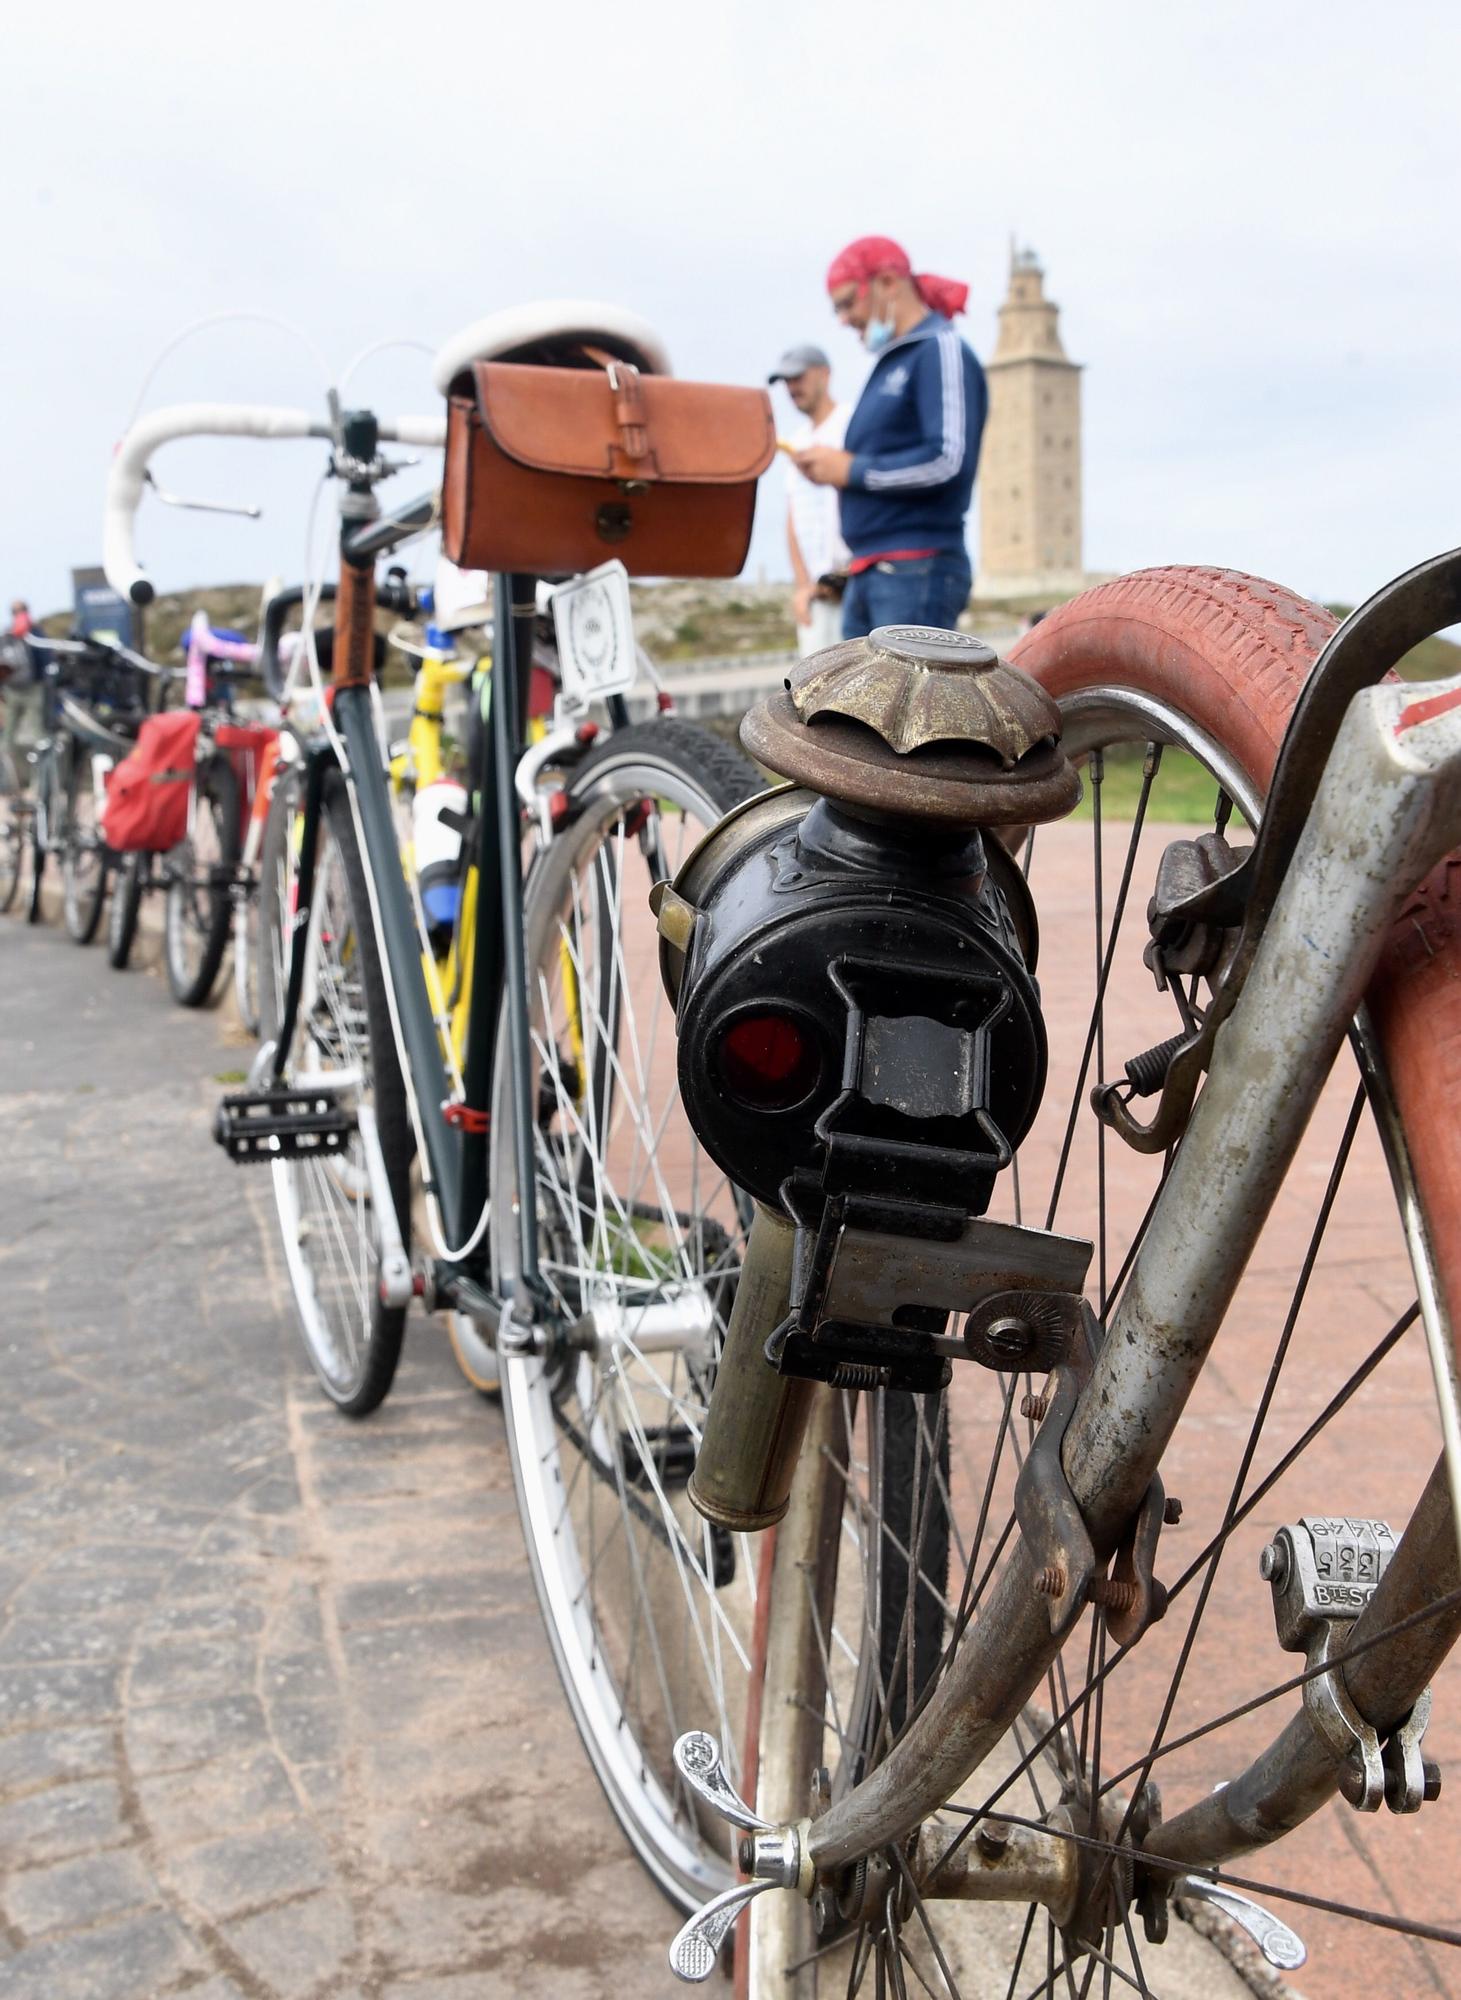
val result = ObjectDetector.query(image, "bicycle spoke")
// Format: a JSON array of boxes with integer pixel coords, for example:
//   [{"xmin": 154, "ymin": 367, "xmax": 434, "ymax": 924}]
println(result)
[
  {"xmin": 1115, "ymin": 1910, "xmax": 1152, "ymax": 2000},
  {"xmin": 1043, "ymin": 744, "xmax": 1160, "ymax": 1233},
  {"xmin": 892, "ymin": 1846, "xmax": 962, "ymax": 2000},
  {"xmin": 1104, "ymin": 1081, "xmax": 1369, "ymax": 1863},
  {"xmin": 1094, "ymin": 1579, "xmax": 1461, "ymax": 1794},
  {"xmin": 936, "ymin": 1298, "xmax": 1421, "ymax": 1869},
  {"xmin": 1003, "ymin": 1905, "xmax": 1038, "ymax": 2000},
  {"xmin": 874, "ymin": 1396, "xmax": 953, "ymax": 1762},
  {"xmin": 975, "ymin": 1797, "xmax": 1461, "ymax": 1959},
  {"xmin": 1211, "ymin": 1869, "xmax": 1461, "ymax": 1953},
  {"xmin": 599, "ymin": 1384, "xmax": 688, "ymax": 1771},
  {"xmin": 1091, "ymin": 749, "xmax": 1106, "ymax": 1311},
  {"xmin": 1066, "ymin": 1301, "xmax": 1426, "ymax": 1792}
]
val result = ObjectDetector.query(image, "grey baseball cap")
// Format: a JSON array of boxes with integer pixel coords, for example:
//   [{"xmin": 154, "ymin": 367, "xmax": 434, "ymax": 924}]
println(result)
[{"xmin": 767, "ymin": 343, "xmax": 830, "ymax": 383}]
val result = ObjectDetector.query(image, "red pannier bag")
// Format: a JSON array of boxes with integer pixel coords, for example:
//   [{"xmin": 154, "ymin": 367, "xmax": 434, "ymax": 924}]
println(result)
[
  {"xmin": 215, "ymin": 723, "xmax": 279, "ymax": 839},
  {"xmin": 102, "ymin": 712, "xmax": 201, "ymax": 854}
]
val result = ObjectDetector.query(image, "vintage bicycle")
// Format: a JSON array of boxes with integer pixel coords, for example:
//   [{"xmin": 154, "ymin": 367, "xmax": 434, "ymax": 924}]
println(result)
[
  {"xmin": 642, "ymin": 565, "xmax": 1461, "ymax": 1994},
  {"xmin": 105, "ymin": 607, "xmax": 280, "ymax": 1004},
  {"xmin": 9, "ymin": 632, "xmax": 150, "ymax": 936},
  {"xmin": 104, "ymin": 302, "xmax": 777, "ymax": 1923}
]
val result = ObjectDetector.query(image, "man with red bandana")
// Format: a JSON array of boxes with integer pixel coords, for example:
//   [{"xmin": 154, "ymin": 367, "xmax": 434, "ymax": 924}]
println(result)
[{"xmin": 796, "ymin": 235, "xmax": 984, "ymax": 639}]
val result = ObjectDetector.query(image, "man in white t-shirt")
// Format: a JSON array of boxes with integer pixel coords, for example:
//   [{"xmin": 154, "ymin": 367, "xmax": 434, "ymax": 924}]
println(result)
[{"xmin": 769, "ymin": 345, "xmax": 850, "ymax": 657}]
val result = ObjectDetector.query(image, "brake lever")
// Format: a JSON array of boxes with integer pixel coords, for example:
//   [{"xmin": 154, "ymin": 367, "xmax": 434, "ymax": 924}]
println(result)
[{"xmin": 145, "ymin": 470, "xmax": 261, "ymax": 521}]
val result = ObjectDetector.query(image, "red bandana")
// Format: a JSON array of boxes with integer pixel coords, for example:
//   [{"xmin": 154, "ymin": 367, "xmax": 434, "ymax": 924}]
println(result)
[{"xmin": 825, "ymin": 236, "xmax": 969, "ymax": 320}]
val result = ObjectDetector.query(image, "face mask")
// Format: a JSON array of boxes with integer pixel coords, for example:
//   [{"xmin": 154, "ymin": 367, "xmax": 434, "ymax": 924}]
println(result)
[{"xmin": 863, "ymin": 311, "xmax": 894, "ymax": 355}]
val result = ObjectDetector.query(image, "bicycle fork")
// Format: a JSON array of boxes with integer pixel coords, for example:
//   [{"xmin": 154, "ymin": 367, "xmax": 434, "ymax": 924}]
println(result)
[{"xmin": 664, "ymin": 652, "xmax": 1461, "ymax": 1977}]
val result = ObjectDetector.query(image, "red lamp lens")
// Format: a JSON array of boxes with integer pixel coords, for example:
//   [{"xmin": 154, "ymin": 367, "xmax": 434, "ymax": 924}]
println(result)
[{"xmin": 716, "ymin": 1013, "xmax": 821, "ymax": 1111}]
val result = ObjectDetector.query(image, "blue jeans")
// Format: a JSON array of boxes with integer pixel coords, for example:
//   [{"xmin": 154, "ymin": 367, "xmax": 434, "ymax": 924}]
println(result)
[{"xmin": 841, "ymin": 549, "xmax": 973, "ymax": 640}]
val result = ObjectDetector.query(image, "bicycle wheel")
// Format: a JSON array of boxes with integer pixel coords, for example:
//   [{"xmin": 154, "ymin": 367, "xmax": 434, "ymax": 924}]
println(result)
[
  {"xmin": 62, "ymin": 750, "xmax": 108, "ymax": 944},
  {"xmin": 0, "ymin": 748, "xmax": 21, "ymax": 913},
  {"xmin": 492, "ymin": 718, "xmax": 781, "ymax": 1911},
  {"xmin": 233, "ymin": 744, "xmax": 282, "ymax": 1037},
  {"xmin": 743, "ymin": 569, "xmax": 1461, "ymax": 1998},
  {"xmin": 26, "ymin": 751, "xmax": 52, "ymax": 925},
  {"xmin": 164, "ymin": 752, "xmax": 240, "ymax": 1005},
  {"xmin": 256, "ymin": 757, "xmax": 300, "ymax": 1032},
  {"xmin": 260, "ymin": 765, "xmax": 410, "ymax": 1414},
  {"xmin": 233, "ymin": 880, "xmax": 262, "ymax": 1036},
  {"xmin": 106, "ymin": 852, "xmax": 146, "ymax": 968}
]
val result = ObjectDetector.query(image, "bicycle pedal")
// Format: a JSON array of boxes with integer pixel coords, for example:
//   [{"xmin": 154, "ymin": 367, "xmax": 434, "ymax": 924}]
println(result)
[
  {"xmin": 667, "ymin": 1733, "xmax": 807, "ymax": 1983},
  {"xmin": 213, "ymin": 1087, "xmax": 357, "ymax": 1165},
  {"xmin": 622, "ymin": 1425, "xmax": 698, "ymax": 1489}
]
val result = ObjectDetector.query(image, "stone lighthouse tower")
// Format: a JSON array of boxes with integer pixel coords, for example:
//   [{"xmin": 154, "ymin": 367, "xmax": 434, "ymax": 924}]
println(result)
[{"xmin": 976, "ymin": 245, "xmax": 1084, "ymax": 602}]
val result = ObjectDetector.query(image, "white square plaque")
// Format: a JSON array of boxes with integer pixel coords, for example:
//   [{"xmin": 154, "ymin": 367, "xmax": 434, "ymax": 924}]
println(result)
[{"xmin": 549, "ymin": 560, "xmax": 637, "ymax": 709}]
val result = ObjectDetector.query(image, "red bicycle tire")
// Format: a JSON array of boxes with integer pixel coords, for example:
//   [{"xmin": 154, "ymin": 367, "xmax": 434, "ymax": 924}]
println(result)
[{"xmin": 1009, "ymin": 563, "xmax": 1461, "ymax": 1342}]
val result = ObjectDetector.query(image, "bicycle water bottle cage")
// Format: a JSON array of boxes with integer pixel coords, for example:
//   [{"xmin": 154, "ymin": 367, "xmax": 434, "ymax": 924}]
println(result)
[{"xmin": 655, "ymin": 627, "xmax": 1086, "ymax": 1393}]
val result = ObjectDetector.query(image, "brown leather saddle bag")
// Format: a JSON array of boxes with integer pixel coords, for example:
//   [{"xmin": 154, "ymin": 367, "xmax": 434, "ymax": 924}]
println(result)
[{"xmin": 442, "ymin": 359, "xmax": 775, "ymax": 577}]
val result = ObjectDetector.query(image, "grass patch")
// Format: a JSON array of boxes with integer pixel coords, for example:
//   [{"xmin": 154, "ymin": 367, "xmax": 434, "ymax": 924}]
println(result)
[
  {"xmin": 1395, "ymin": 633, "xmax": 1461, "ymax": 681},
  {"xmin": 213, "ymin": 1068, "xmax": 248, "ymax": 1085},
  {"xmin": 1060, "ymin": 611, "xmax": 1461, "ymax": 827},
  {"xmin": 1068, "ymin": 743, "xmax": 1251, "ymax": 828},
  {"xmin": 1327, "ymin": 608, "xmax": 1461, "ymax": 684}
]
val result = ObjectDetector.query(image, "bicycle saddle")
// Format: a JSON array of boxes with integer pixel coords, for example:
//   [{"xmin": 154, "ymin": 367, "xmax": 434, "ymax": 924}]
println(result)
[{"xmin": 431, "ymin": 299, "xmax": 672, "ymax": 396}]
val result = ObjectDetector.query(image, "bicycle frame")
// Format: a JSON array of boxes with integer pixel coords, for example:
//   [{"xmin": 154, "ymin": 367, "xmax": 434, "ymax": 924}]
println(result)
[{"xmin": 266, "ymin": 413, "xmax": 541, "ymax": 1319}]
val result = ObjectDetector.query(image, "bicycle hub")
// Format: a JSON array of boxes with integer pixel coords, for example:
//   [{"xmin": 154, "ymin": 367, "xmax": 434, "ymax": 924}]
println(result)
[{"xmin": 654, "ymin": 626, "xmax": 1079, "ymax": 1530}]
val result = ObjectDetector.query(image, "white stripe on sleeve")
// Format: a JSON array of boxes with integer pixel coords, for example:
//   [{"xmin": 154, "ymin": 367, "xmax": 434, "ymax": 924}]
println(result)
[{"xmin": 863, "ymin": 329, "xmax": 967, "ymax": 491}]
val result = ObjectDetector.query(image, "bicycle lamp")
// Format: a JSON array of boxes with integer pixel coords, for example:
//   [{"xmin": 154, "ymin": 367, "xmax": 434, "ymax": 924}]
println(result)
[{"xmin": 653, "ymin": 626, "xmax": 1081, "ymax": 1530}]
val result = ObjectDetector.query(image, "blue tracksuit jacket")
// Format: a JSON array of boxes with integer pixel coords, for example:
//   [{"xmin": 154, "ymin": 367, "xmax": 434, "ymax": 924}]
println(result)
[{"xmin": 840, "ymin": 313, "xmax": 986, "ymax": 559}]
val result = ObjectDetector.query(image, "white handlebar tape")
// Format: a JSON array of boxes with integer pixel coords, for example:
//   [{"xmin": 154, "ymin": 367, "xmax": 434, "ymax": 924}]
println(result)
[
  {"xmin": 385, "ymin": 414, "xmax": 447, "ymax": 449},
  {"xmin": 104, "ymin": 403, "xmax": 323, "ymax": 605},
  {"xmin": 103, "ymin": 404, "xmax": 445, "ymax": 604}
]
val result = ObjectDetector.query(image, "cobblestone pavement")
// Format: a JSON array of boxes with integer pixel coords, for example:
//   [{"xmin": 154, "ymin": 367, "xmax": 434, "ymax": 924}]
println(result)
[{"xmin": 0, "ymin": 915, "xmax": 678, "ymax": 1999}]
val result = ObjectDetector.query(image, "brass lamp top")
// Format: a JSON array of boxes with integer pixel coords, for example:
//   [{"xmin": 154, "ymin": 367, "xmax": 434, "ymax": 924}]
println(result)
[{"xmin": 742, "ymin": 624, "xmax": 1079, "ymax": 826}]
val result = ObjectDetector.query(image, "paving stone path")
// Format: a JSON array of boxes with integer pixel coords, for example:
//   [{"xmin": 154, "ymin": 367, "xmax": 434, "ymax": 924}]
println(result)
[{"xmin": 0, "ymin": 917, "xmax": 676, "ymax": 1998}]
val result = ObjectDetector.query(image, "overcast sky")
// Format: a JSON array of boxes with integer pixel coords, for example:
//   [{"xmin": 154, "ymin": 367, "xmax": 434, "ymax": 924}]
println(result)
[{"xmin": 4, "ymin": 0, "xmax": 1457, "ymax": 623}]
